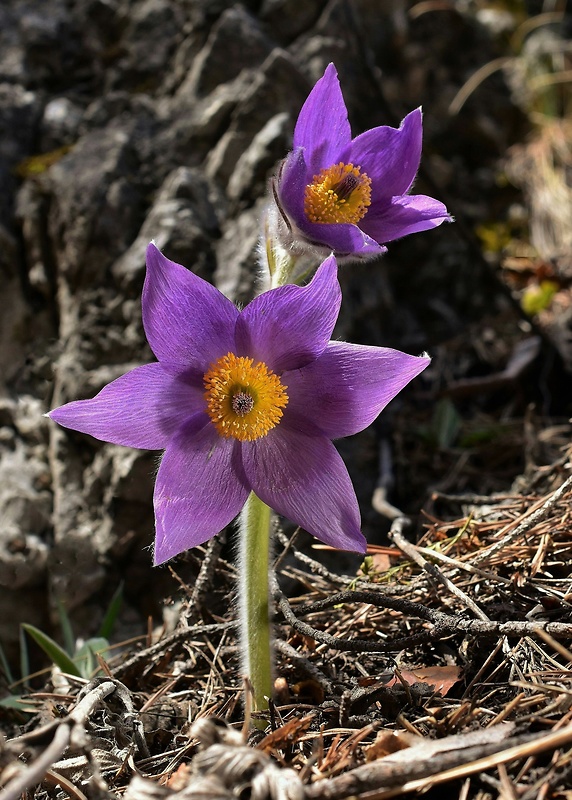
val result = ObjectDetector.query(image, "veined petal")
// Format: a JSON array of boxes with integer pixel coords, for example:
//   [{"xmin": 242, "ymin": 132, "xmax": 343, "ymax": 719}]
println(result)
[
  {"xmin": 235, "ymin": 255, "xmax": 341, "ymax": 372},
  {"xmin": 293, "ymin": 63, "xmax": 351, "ymax": 173},
  {"xmin": 349, "ymin": 108, "xmax": 423, "ymax": 202},
  {"xmin": 283, "ymin": 341, "xmax": 430, "ymax": 439},
  {"xmin": 48, "ymin": 363, "xmax": 203, "ymax": 449},
  {"xmin": 241, "ymin": 428, "xmax": 366, "ymax": 552},
  {"xmin": 361, "ymin": 194, "xmax": 452, "ymax": 243},
  {"xmin": 153, "ymin": 414, "xmax": 249, "ymax": 564},
  {"xmin": 143, "ymin": 243, "xmax": 238, "ymax": 368}
]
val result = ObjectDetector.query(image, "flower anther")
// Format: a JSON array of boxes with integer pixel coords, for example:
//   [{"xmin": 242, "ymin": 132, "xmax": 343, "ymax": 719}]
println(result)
[
  {"xmin": 304, "ymin": 162, "xmax": 371, "ymax": 225},
  {"xmin": 204, "ymin": 352, "xmax": 288, "ymax": 441}
]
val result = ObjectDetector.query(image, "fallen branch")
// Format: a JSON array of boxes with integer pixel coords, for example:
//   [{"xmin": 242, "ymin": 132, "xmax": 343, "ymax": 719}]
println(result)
[
  {"xmin": 305, "ymin": 723, "xmax": 572, "ymax": 799},
  {"xmin": 274, "ymin": 577, "xmax": 572, "ymax": 653}
]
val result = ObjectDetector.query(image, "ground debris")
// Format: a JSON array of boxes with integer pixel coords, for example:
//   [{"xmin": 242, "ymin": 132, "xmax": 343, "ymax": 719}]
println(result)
[{"xmin": 3, "ymin": 452, "xmax": 572, "ymax": 799}]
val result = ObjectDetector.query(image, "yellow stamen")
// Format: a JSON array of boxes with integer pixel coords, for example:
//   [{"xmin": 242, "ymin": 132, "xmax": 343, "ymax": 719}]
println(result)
[
  {"xmin": 304, "ymin": 162, "xmax": 372, "ymax": 225},
  {"xmin": 204, "ymin": 353, "xmax": 288, "ymax": 442}
]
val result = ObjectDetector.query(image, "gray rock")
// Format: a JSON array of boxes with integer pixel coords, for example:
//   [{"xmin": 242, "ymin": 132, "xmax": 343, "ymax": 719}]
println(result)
[
  {"xmin": 0, "ymin": 3, "xmax": 25, "ymax": 82},
  {"xmin": 20, "ymin": 2, "xmax": 94, "ymax": 87},
  {"xmin": 48, "ymin": 126, "xmax": 143, "ymax": 286},
  {"xmin": 0, "ymin": 219, "xmax": 54, "ymax": 393},
  {"xmin": 41, "ymin": 97, "xmax": 84, "ymax": 149},
  {"xmin": 0, "ymin": 82, "xmax": 41, "ymax": 221},
  {"xmin": 178, "ymin": 5, "xmax": 275, "ymax": 98},
  {"xmin": 109, "ymin": 0, "xmax": 185, "ymax": 92},
  {"xmin": 0, "ymin": 399, "xmax": 52, "ymax": 652},
  {"xmin": 206, "ymin": 50, "xmax": 307, "ymax": 185},
  {"xmin": 112, "ymin": 166, "xmax": 222, "ymax": 289},
  {"xmin": 215, "ymin": 198, "xmax": 267, "ymax": 303},
  {"xmin": 227, "ymin": 111, "xmax": 291, "ymax": 204},
  {"xmin": 260, "ymin": 0, "xmax": 324, "ymax": 43}
]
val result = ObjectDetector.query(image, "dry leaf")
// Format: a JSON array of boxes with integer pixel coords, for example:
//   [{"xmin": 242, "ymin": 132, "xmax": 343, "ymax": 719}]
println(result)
[
  {"xmin": 387, "ymin": 666, "xmax": 462, "ymax": 696},
  {"xmin": 365, "ymin": 729, "xmax": 415, "ymax": 762},
  {"xmin": 257, "ymin": 714, "xmax": 314, "ymax": 753},
  {"xmin": 163, "ymin": 763, "xmax": 191, "ymax": 790}
]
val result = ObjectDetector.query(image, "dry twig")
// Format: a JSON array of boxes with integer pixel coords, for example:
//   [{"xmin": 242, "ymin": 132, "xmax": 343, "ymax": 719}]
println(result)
[{"xmin": 388, "ymin": 517, "xmax": 490, "ymax": 621}]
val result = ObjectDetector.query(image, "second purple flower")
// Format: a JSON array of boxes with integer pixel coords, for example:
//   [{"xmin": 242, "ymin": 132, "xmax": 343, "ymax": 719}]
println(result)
[{"xmin": 275, "ymin": 64, "xmax": 451, "ymax": 260}]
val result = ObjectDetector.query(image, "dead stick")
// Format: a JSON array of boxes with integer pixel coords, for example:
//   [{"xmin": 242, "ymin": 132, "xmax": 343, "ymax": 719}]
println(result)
[
  {"xmin": 278, "ymin": 585, "xmax": 572, "ymax": 651},
  {"xmin": 347, "ymin": 723, "xmax": 572, "ymax": 800},
  {"xmin": 305, "ymin": 724, "xmax": 572, "ymax": 799}
]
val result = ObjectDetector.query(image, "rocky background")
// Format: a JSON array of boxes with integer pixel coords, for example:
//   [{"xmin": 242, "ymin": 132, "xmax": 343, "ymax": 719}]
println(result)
[{"xmin": 0, "ymin": 0, "xmax": 570, "ymax": 667}]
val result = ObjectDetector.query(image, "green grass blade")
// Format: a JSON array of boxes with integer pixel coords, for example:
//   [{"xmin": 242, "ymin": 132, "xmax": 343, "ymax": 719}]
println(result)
[
  {"xmin": 55, "ymin": 598, "xmax": 76, "ymax": 656},
  {"xmin": 0, "ymin": 695, "xmax": 36, "ymax": 713},
  {"xmin": 19, "ymin": 626, "xmax": 31, "ymax": 689},
  {"xmin": 0, "ymin": 640, "xmax": 14, "ymax": 685},
  {"xmin": 98, "ymin": 582, "xmax": 124, "ymax": 640},
  {"xmin": 74, "ymin": 638, "xmax": 109, "ymax": 679},
  {"xmin": 21, "ymin": 624, "xmax": 81, "ymax": 677}
]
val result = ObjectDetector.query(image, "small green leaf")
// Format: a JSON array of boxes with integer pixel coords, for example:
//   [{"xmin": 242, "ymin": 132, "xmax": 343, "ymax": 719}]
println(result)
[
  {"xmin": 55, "ymin": 598, "xmax": 76, "ymax": 656},
  {"xmin": 14, "ymin": 145, "xmax": 73, "ymax": 177},
  {"xmin": 98, "ymin": 583, "xmax": 123, "ymax": 640},
  {"xmin": 21, "ymin": 624, "xmax": 81, "ymax": 677},
  {"xmin": 19, "ymin": 627, "xmax": 30, "ymax": 690},
  {"xmin": 521, "ymin": 280, "xmax": 559, "ymax": 316},
  {"xmin": 0, "ymin": 695, "xmax": 36, "ymax": 713},
  {"xmin": 0, "ymin": 640, "xmax": 14, "ymax": 685},
  {"xmin": 432, "ymin": 398, "xmax": 461, "ymax": 449},
  {"xmin": 74, "ymin": 638, "xmax": 110, "ymax": 679}
]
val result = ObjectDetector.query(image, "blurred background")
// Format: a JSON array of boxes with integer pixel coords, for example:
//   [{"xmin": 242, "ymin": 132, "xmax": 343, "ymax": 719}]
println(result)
[{"xmin": 0, "ymin": 0, "xmax": 570, "ymax": 673}]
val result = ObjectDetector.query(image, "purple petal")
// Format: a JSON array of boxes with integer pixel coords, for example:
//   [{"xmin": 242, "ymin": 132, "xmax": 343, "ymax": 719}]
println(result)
[
  {"xmin": 235, "ymin": 255, "xmax": 341, "ymax": 372},
  {"xmin": 283, "ymin": 341, "xmax": 430, "ymax": 439},
  {"xmin": 48, "ymin": 363, "xmax": 203, "ymax": 449},
  {"xmin": 278, "ymin": 147, "xmax": 309, "ymax": 229},
  {"xmin": 143, "ymin": 243, "xmax": 238, "ymax": 368},
  {"xmin": 361, "ymin": 194, "xmax": 452, "ymax": 244},
  {"xmin": 153, "ymin": 414, "xmax": 249, "ymax": 564},
  {"xmin": 349, "ymin": 109, "xmax": 423, "ymax": 202},
  {"xmin": 293, "ymin": 63, "xmax": 351, "ymax": 173},
  {"xmin": 241, "ymin": 428, "xmax": 366, "ymax": 552},
  {"xmin": 298, "ymin": 221, "xmax": 386, "ymax": 258}
]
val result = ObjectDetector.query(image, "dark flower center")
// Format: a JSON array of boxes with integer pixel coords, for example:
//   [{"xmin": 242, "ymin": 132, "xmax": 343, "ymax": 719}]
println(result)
[{"xmin": 232, "ymin": 392, "xmax": 255, "ymax": 416}]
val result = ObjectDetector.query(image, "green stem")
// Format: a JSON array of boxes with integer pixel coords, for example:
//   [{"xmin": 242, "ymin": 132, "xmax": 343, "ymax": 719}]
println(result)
[{"xmin": 238, "ymin": 491, "xmax": 273, "ymax": 713}]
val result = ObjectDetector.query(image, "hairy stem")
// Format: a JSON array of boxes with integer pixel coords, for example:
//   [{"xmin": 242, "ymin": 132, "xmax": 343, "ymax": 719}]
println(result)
[{"xmin": 238, "ymin": 491, "xmax": 273, "ymax": 713}]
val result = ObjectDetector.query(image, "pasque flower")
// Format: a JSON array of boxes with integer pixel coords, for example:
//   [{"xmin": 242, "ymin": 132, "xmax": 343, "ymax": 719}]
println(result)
[
  {"xmin": 275, "ymin": 63, "xmax": 451, "ymax": 259},
  {"xmin": 49, "ymin": 244, "xmax": 430, "ymax": 564}
]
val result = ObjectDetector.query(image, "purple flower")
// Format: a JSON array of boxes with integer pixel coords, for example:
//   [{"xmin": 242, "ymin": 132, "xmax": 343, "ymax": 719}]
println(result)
[
  {"xmin": 49, "ymin": 244, "xmax": 430, "ymax": 564},
  {"xmin": 275, "ymin": 63, "xmax": 451, "ymax": 259}
]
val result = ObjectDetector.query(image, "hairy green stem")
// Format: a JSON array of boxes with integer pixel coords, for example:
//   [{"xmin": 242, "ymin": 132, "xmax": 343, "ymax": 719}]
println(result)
[{"xmin": 238, "ymin": 491, "xmax": 273, "ymax": 713}]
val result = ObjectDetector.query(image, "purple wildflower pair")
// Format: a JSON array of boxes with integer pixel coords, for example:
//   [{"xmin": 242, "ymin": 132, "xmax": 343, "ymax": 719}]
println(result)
[
  {"xmin": 276, "ymin": 64, "xmax": 451, "ymax": 259},
  {"xmin": 50, "ymin": 244, "xmax": 429, "ymax": 564}
]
